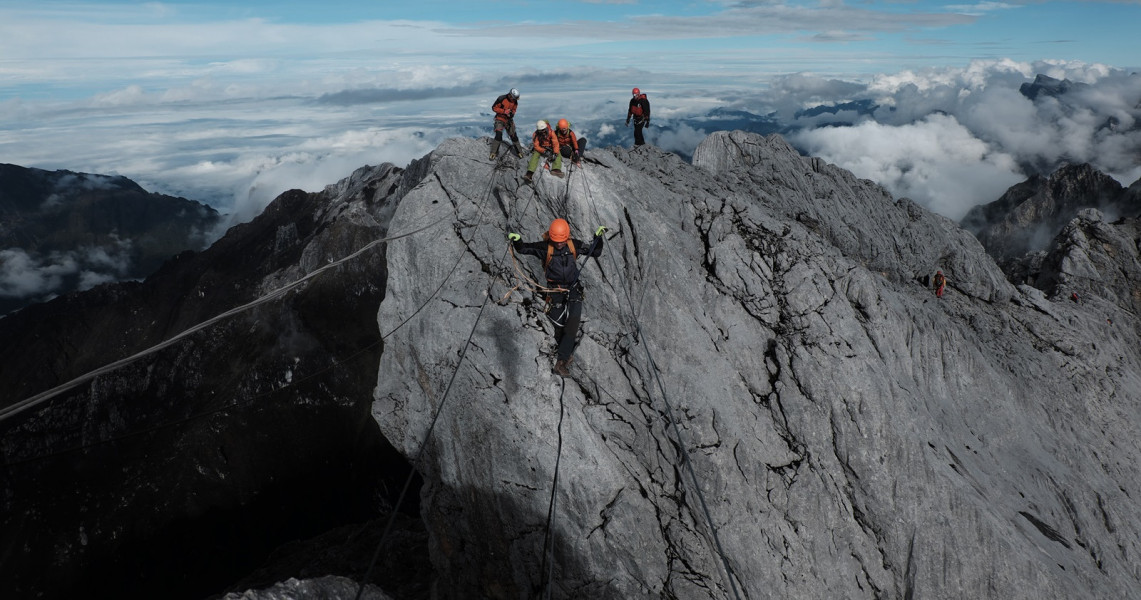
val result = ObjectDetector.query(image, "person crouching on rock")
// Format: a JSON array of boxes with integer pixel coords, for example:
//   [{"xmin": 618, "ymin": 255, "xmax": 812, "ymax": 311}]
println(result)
[
  {"xmin": 554, "ymin": 119, "xmax": 585, "ymax": 167},
  {"xmin": 508, "ymin": 219, "xmax": 606, "ymax": 377},
  {"xmin": 524, "ymin": 120, "xmax": 562, "ymax": 183}
]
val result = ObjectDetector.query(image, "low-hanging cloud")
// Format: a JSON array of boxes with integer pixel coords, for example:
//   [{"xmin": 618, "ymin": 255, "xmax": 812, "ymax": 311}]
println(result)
[
  {"xmin": 777, "ymin": 59, "xmax": 1141, "ymax": 218},
  {"xmin": 4, "ymin": 59, "xmax": 1140, "ymax": 233},
  {"xmin": 791, "ymin": 113, "xmax": 1024, "ymax": 220},
  {"xmin": 0, "ymin": 242, "xmax": 133, "ymax": 303}
]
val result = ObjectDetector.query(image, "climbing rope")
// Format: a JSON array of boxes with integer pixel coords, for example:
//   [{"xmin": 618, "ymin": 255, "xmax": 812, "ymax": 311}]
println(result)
[
  {"xmin": 578, "ymin": 167, "xmax": 746, "ymax": 600},
  {"xmin": 354, "ymin": 158, "xmax": 541, "ymax": 599},
  {"xmin": 538, "ymin": 376, "xmax": 567, "ymax": 600},
  {"xmin": 0, "ymin": 208, "xmax": 454, "ymax": 424}
]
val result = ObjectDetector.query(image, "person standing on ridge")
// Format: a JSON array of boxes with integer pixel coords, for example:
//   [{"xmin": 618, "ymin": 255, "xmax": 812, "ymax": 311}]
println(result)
[
  {"xmin": 554, "ymin": 119, "xmax": 585, "ymax": 167},
  {"xmin": 933, "ymin": 270, "xmax": 946, "ymax": 298},
  {"xmin": 625, "ymin": 87, "xmax": 651, "ymax": 146},
  {"xmin": 508, "ymin": 219, "xmax": 606, "ymax": 377},
  {"xmin": 490, "ymin": 88, "xmax": 524, "ymax": 159},
  {"xmin": 523, "ymin": 120, "xmax": 562, "ymax": 183}
]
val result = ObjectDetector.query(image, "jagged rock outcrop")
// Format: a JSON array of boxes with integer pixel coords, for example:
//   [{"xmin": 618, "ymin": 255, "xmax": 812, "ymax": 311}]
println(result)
[
  {"xmin": 5, "ymin": 131, "xmax": 1141, "ymax": 600},
  {"xmin": 0, "ymin": 163, "xmax": 222, "ymax": 315},
  {"xmin": 961, "ymin": 163, "xmax": 1141, "ymax": 263},
  {"xmin": 1034, "ymin": 208, "xmax": 1141, "ymax": 315},
  {"xmin": 372, "ymin": 133, "xmax": 1141, "ymax": 598}
]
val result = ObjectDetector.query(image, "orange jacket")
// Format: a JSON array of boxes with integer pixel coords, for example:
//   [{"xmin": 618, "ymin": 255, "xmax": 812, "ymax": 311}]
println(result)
[
  {"xmin": 493, "ymin": 94, "xmax": 518, "ymax": 122},
  {"xmin": 532, "ymin": 125, "xmax": 560, "ymax": 154},
  {"xmin": 555, "ymin": 128, "xmax": 578, "ymax": 152}
]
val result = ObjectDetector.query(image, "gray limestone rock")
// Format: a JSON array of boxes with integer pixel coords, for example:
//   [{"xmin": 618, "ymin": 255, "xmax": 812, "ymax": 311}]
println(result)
[
  {"xmin": 371, "ymin": 134, "xmax": 1141, "ymax": 598},
  {"xmin": 6, "ymin": 130, "xmax": 1141, "ymax": 600}
]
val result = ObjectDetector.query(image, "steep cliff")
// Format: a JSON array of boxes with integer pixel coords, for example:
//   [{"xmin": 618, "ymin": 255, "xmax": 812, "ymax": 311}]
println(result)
[
  {"xmin": 373, "ymin": 133, "xmax": 1141, "ymax": 599},
  {"xmin": 3, "ymin": 132, "xmax": 1141, "ymax": 600}
]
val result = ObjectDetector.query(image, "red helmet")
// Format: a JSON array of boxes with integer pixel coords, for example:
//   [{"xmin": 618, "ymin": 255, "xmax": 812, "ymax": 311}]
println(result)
[
  {"xmin": 632, "ymin": 87, "xmax": 640, "ymax": 95},
  {"xmin": 548, "ymin": 219, "xmax": 570, "ymax": 243},
  {"xmin": 556, "ymin": 118, "xmax": 569, "ymax": 130}
]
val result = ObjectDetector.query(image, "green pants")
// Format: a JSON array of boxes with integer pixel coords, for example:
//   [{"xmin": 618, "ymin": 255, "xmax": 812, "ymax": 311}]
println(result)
[{"xmin": 528, "ymin": 150, "xmax": 563, "ymax": 172}]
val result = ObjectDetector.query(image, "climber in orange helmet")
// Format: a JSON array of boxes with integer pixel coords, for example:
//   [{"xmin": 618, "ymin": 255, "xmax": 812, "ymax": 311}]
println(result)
[
  {"xmin": 508, "ymin": 219, "xmax": 607, "ymax": 376},
  {"xmin": 554, "ymin": 118, "xmax": 585, "ymax": 167}
]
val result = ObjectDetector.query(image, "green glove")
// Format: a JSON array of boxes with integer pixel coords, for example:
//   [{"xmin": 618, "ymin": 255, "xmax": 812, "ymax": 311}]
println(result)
[
  {"xmin": 595, "ymin": 226, "xmax": 608, "ymax": 237},
  {"xmin": 507, "ymin": 232, "xmax": 521, "ymax": 242}
]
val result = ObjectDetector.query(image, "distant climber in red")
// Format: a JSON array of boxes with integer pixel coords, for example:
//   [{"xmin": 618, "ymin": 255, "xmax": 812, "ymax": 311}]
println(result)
[
  {"xmin": 626, "ymin": 87, "xmax": 651, "ymax": 146},
  {"xmin": 934, "ymin": 270, "xmax": 946, "ymax": 298}
]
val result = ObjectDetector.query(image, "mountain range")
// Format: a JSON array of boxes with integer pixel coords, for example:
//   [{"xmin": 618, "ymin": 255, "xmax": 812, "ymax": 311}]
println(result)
[
  {"xmin": 2, "ymin": 133, "xmax": 1140, "ymax": 599},
  {"xmin": 0, "ymin": 164, "xmax": 221, "ymax": 316}
]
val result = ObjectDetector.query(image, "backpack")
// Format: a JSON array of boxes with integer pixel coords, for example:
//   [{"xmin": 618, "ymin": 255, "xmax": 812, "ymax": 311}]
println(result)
[
  {"xmin": 630, "ymin": 94, "xmax": 648, "ymax": 116},
  {"xmin": 542, "ymin": 237, "xmax": 576, "ymax": 269}
]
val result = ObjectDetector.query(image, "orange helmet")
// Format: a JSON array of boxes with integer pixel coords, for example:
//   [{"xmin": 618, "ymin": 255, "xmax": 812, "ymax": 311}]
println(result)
[
  {"xmin": 632, "ymin": 87, "xmax": 640, "ymax": 95},
  {"xmin": 548, "ymin": 218, "xmax": 570, "ymax": 243},
  {"xmin": 556, "ymin": 118, "xmax": 569, "ymax": 130}
]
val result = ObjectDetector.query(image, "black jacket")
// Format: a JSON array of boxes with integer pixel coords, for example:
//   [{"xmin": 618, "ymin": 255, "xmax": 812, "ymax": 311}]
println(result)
[
  {"xmin": 627, "ymin": 94, "xmax": 650, "ymax": 122},
  {"xmin": 513, "ymin": 236, "xmax": 604, "ymax": 286}
]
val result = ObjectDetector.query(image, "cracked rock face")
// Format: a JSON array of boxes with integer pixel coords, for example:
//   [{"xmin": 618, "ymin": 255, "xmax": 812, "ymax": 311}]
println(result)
[{"xmin": 372, "ymin": 133, "xmax": 1141, "ymax": 598}]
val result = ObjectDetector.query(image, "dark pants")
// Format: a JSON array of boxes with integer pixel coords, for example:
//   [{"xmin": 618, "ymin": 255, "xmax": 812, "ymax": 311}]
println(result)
[
  {"xmin": 494, "ymin": 118, "xmax": 519, "ymax": 144},
  {"xmin": 559, "ymin": 138, "xmax": 587, "ymax": 161},
  {"xmin": 491, "ymin": 119, "xmax": 521, "ymax": 156},
  {"xmin": 633, "ymin": 119, "xmax": 646, "ymax": 145},
  {"xmin": 550, "ymin": 287, "xmax": 583, "ymax": 361}
]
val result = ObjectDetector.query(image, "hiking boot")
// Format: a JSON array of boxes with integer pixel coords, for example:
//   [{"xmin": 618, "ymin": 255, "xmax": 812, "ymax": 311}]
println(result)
[
  {"xmin": 551, "ymin": 169, "xmax": 564, "ymax": 178},
  {"xmin": 489, "ymin": 151, "xmax": 497, "ymax": 160},
  {"xmin": 553, "ymin": 359, "xmax": 570, "ymax": 377},
  {"xmin": 523, "ymin": 171, "xmax": 533, "ymax": 184},
  {"xmin": 515, "ymin": 146, "xmax": 525, "ymax": 158}
]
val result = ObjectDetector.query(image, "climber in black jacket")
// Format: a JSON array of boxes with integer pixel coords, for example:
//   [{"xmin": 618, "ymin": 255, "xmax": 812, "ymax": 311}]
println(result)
[{"xmin": 509, "ymin": 218, "xmax": 606, "ymax": 377}]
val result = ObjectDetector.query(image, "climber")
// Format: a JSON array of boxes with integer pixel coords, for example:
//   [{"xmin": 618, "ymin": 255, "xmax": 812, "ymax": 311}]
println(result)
[
  {"xmin": 554, "ymin": 119, "xmax": 585, "ymax": 167},
  {"xmin": 933, "ymin": 270, "xmax": 946, "ymax": 298},
  {"xmin": 508, "ymin": 219, "xmax": 606, "ymax": 376},
  {"xmin": 524, "ymin": 120, "xmax": 562, "ymax": 183},
  {"xmin": 625, "ymin": 87, "xmax": 651, "ymax": 146},
  {"xmin": 490, "ymin": 88, "xmax": 525, "ymax": 160}
]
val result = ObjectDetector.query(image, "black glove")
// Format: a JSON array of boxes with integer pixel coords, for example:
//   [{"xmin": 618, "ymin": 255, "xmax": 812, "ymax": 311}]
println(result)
[
  {"xmin": 625, "ymin": 120, "xmax": 630, "ymax": 127},
  {"xmin": 644, "ymin": 118, "xmax": 650, "ymax": 127},
  {"xmin": 544, "ymin": 151, "xmax": 554, "ymax": 159}
]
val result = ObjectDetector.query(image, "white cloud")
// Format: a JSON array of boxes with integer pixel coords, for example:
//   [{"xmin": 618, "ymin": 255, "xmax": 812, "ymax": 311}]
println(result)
[{"xmin": 790, "ymin": 113, "xmax": 1025, "ymax": 220}]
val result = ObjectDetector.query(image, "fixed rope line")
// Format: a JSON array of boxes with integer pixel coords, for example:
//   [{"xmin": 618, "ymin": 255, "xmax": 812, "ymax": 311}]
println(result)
[
  {"xmin": 579, "ymin": 170, "xmax": 745, "ymax": 600},
  {"xmin": 0, "ymin": 214, "xmax": 454, "ymax": 426},
  {"xmin": 539, "ymin": 377, "xmax": 567, "ymax": 600},
  {"xmin": 1, "ymin": 330, "xmax": 386, "ymax": 470},
  {"xmin": 0, "ymin": 211, "xmax": 455, "ymax": 424},
  {"xmin": 355, "ymin": 160, "xmax": 531, "ymax": 599}
]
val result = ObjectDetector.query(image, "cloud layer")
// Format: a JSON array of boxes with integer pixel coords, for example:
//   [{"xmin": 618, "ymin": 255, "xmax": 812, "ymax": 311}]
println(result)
[{"xmin": 6, "ymin": 58, "xmax": 1138, "ymax": 228}]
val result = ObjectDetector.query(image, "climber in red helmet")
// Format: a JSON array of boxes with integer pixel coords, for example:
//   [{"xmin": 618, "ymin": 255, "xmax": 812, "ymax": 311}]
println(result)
[
  {"xmin": 626, "ymin": 87, "xmax": 651, "ymax": 146},
  {"xmin": 508, "ymin": 219, "xmax": 607, "ymax": 376}
]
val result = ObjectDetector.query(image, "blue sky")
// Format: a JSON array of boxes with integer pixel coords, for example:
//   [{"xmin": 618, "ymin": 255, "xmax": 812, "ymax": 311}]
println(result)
[{"xmin": 1, "ymin": 0, "xmax": 1140, "ymax": 225}]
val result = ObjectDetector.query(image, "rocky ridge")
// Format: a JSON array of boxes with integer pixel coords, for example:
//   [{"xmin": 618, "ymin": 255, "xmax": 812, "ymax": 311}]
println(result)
[
  {"xmin": 372, "ymin": 133, "xmax": 1141, "ymax": 598},
  {"xmin": 2, "ymin": 132, "xmax": 1140, "ymax": 599}
]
